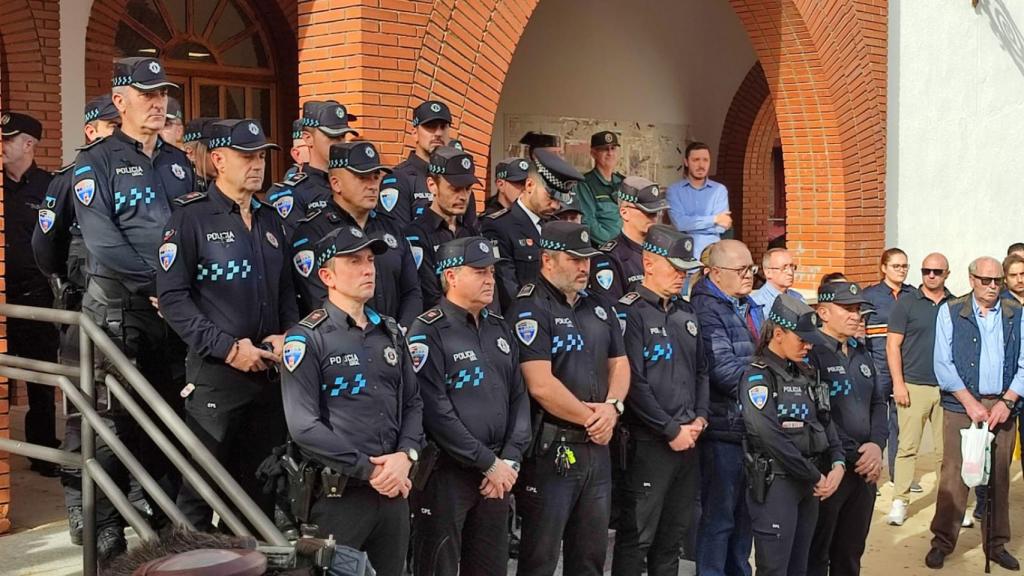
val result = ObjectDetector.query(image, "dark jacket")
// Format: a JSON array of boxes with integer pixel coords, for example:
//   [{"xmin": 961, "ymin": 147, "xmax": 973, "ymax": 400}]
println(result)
[{"xmin": 691, "ymin": 276, "xmax": 764, "ymax": 443}]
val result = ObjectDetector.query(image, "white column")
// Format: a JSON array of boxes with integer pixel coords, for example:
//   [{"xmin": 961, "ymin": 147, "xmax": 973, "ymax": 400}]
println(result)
[{"xmin": 60, "ymin": 0, "xmax": 94, "ymax": 164}]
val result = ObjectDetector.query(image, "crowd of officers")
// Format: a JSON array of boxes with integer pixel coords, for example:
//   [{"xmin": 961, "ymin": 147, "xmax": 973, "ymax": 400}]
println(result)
[{"xmin": 3, "ymin": 53, "xmax": 1018, "ymax": 576}]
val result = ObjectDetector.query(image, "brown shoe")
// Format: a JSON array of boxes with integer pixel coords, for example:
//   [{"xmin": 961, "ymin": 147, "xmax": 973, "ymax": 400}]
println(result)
[{"xmin": 925, "ymin": 548, "xmax": 945, "ymax": 569}]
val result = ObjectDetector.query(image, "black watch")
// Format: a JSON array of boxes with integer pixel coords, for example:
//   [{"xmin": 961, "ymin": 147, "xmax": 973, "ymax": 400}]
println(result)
[
  {"xmin": 606, "ymin": 398, "xmax": 625, "ymax": 415},
  {"xmin": 1002, "ymin": 397, "xmax": 1016, "ymax": 411}
]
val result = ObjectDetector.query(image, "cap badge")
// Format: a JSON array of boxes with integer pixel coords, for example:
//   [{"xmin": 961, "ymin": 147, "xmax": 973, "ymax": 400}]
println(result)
[
  {"xmin": 478, "ymin": 241, "xmax": 491, "ymax": 254},
  {"xmin": 651, "ymin": 187, "xmax": 659, "ymax": 197},
  {"xmin": 604, "ymin": 133, "xmax": 613, "ymax": 143},
  {"xmin": 335, "ymin": 107, "xmax": 346, "ymax": 119},
  {"xmin": 684, "ymin": 239, "xmax": 693, "ymax": 252},
  {"xmin": 430, "ymin": 103, "xmax": 442, "ymax": 113},
  {"xmin": 1, "ymin": 114, "xmax": 9, "ymax": 125},
  {"xmin": 248, "ymin": 122, "xmax": 259, "ymax": 135},
  {"xmin": 365, "ymin": 146, "xmax": 376, "ymax": 158},
  {"xmin": 580, "ymin": 230, "xmax": 589, "ymax": 244},
  {"xmin": 350, "ymin": 227, "xmax": 364, "ymax": 238},
  {"xmin": 849, "ymin": 284, "xmax": 859, "ymax": 295},
  {"xmin": 461, "ymin": 157, "xmax": 472, "ymax": 170},
  {"xmin": 148, "ymin": 61, "xmax": 161, "ymax": 74},
  {"xmin": 518, "ymin": 160, "xmax": 529, "ymax": 170}
]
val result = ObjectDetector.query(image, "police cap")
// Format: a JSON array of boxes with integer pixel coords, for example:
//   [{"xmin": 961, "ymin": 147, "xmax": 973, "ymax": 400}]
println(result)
[
  {"xmin": 496, "ymin": 157, "xmax": 530, "ymax": 183},
  {"xmin": 328, "ymin": 141, "xmax": 391, "ymax": 174},
  {"xmin": 428, "ymin": 145, "xmax": 479, "ymax": 188},
  {"xmin": 166, "ymin": 97, "xmax": 183, "ymax": 121},
  {"xmin": 519, "ymin": 131, "xmax": 560, "ymax": 149},
  {"xmin": 291, "ymin": 118, "xmax": 304, "ymax": 141},
  {"xmin": 412, "ymin": 100, "xmax": 452, "ymax": 127},
  {"xmin": 183, "ymin": 117, "xmax": 220, "ymax": 144},
  {"xmin": 301, "ymin": 100, "xmax": 359, "ymax": 138},
  {"xmin": 84, "ymin": 95, "xmax": 120, "ymax": 124},
  {"xmin": 112, "ymin": 57, "xmax": 178, "ymax": 91},
  {"xmin": 207, "ymin": 119, "xmax": 280, "ymax": 152},
  {"xmin": 436, "ymin": 236, "xmax": 502, "ymax": 274},
  {"xmin": 540, "ymin": 221, "xmax": 600, "ymax": 258},
  {"xmin": 0, "ymin": 112, "xmax": 42, "ymax": 140},
  {"xmin": 532, "ymin": 148, "xmax": 584, "ymax": 207},
  {"xmin": 817, "ymin": 281, "xmax": 870, "ymax": 306},
  {"xmin": 768, "ymin": 293, "xmax": 821, "ymax": 340},
  {"xmin": 591, "ymin": 131, "xmax": 620, "ymax": 148},
  {"xmin": 316, "ymin": 226, "xmax": 388, "ymax": 269},
  {"xmin": 643, "ymin": 224, "xmax": 702, "ymax": 271},
  {"xmin": 618, "ymin": 176, "xmax": 668, "ymax": 213}
]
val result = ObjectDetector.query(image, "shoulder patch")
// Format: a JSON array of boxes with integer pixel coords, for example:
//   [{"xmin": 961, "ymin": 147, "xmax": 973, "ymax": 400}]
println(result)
[
  {"xmin": 299, "ymin": 209, "xmax": 323, "ymax": 223},
  {"xmin": 75, "ymin": 137, "xmax": 105, "ymax": 151},
  {"xmin": 173, "ymin": 191, "xmax": 207, "ymax": 206},
  {"xmin": 618, "ymin": 292, "xmax": 641, "ymax": 306},
  {"xmin": 284, "ymin": 172, "xmax": 308, "ymax": 185},
  {"xmin": 599, "ymin": 240, "xmax": 618, "ymax": 252},
  {"xmin": 299, "ymin": 308, "xmax": 329, "ymax": 329},
  {"xmin": 485, "ymin": 207, "xmax": 509, "ymax": 219},
  {"xmin": 517, "ymin": 283, "xmax": 535, "ymax": 298},
  {"xmin": 55, "ymin": 163, "xmax": 74, "ymax": 175},
  {"xmin": 417, "ymin": 307, "xmax": 444, "ymax": 324}
]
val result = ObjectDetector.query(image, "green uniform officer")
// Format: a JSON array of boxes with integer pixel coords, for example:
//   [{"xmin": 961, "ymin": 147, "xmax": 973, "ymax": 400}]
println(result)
[{"xmin": 575, "ymin": 131, "xmax": 624, "ymax": 245}]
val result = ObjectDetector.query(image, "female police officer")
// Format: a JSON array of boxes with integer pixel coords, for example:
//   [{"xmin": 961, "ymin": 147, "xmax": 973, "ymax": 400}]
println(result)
[{"xmin": 740, "ymin": 294, "xmax": 845, "ymax": 576}]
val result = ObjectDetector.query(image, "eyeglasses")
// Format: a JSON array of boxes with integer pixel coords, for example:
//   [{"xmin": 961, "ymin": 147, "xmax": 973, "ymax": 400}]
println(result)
[
  {"xmin": 716, "ymin": 265, "xmax": 758, "ymax": 277},
  {"xmin": 972, "ymin": 274, "xmax": 1003, "ymax": 286},
  {"xmin": 921, "ymin": 268, "xmax": 947, "ymax": 277},
  {"xmin": 766, "ymin": 265, "xmax": 798, "ymax": 273},
  {"xmin": 888, "ymin": 264, "xmax": 909, "ymax": 270}
]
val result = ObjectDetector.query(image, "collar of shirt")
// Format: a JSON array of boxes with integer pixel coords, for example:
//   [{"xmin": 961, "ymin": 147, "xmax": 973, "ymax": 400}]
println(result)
[
  {"xmin": 113, "ymin": 128, "xmax": 165, "ymax": 154},
  {"xmin": 538, "ymin": 274, "xmax": 585, "ymax": 309},
  {"xmin": 439, "ymin": 298, "xmax": 487, "ymax": 329},
  {"xmin": 972, "ymin": 296, "xmax": 1002, "ymax": 321},
  {"xmin": 424, "ymin": 207, "xmax": 462, "ymax": 234},
  {"xmin": 913, "ymin": 286, "xmax": 952, "ymax": 303},
  {"xmin": 678, "ymin": 178, "xmax": 713, "ymax": 192},
  {"xmin": 516, "ymin": 198, "xmax": 543, "ymax": 233},
  {"xmin": 302, "ymin": 164, "xmax": 328, "ymax": 182},
  {"xmin": 207, "ymin": 184, "xmax": 262, "ymax": 215},
  {"xmin": 761, "ymin": 349, "xmax": 799, "ymax": 382},
  {"xmin": 328, "ymin": 200, "xmax": 375, "ymax": 228},
  {"xmin": 406, "ymin": 151, "xmax": 428, "ymax": 170},
  {"xmin": 1002, "ymin": 289, "xmax": 1024, "ymax": 306},
  {"xmin": 637, "ymin": 284, "xmax": 676, "ymax": 310},
  {"xmin": 325, "ymin": 299, "xmax": 382, "ymax": 331},
  {"xmin": 587, "ymin": 168, "xmax": 622, "ymax": 188},
  {"xmin": 707, "ymin": 277, "xmax": 750, "ymax": 315},
  {"xmin": 618, "ymin": 233, "xmax": 642, "ymax": 254},
  {"xmin": 3, "ymin": 162, "xmax": 40, "ymax": 186}
]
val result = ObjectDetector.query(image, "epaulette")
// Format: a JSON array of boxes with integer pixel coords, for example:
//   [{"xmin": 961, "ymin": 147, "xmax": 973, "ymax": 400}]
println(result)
[
  {"xmin": 417, "ymin": 308, "xmax": 444, "ymax": 324},
  {"xmin": 299, "ymin": 308, "xmax": 328, "ymax": 329},
  {"xmin": 173, "ymin": 191, "xmax": 207, "ymax": 206},
  {"xmin": 599, "ymin": 240, "xmax": 617, "ymax": 252},
  {"xmin": 299, "ymin": 209, "xmax": 322, "ymax": 224},
  {"xmin": 751, "ymin": 361, "xmax": 768, "ymax": 369},
  {"xmin": 618, "ymin": 292, "xmax": 640, "ymax": 306},
  {"xmin": 75, "ymin": 137, "xmax": 105, "ymax": 151},
  {"xmin": 55, "ymin": 163, "xmax": 75, "ymax": 175},
  {"xmin": 485, "ymin": 207, "xmax": 508, "ymax": 219},
  {"xmin": 486, "ymin": 309, "xmax": 504, "ymax": 320},
  {"xmin": 517, "ymin": 283, "xmax": 535, "ymax": 298},
  {"xmin": 284, "ymin": 172, "xmax": 308, "ymax": 186}
]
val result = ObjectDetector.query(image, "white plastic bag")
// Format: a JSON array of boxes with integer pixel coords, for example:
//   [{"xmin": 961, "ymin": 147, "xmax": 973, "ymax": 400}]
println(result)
[{"xmin": 960, "ymin": 421, "xmax": 995, "ymax": 488}]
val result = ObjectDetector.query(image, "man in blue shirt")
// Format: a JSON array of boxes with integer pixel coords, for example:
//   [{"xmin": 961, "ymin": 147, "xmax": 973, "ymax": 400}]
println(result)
[
  {"xmin": 925, "ymin": 256, "xmax": 1024, "ymax": 571},
  {"xmin": 666, "ymin": 142, "xmax": 732, "ymax": 267},
  {"xmin": 750, "ymin": 248, "xmax": 804, "ymax": 312}
]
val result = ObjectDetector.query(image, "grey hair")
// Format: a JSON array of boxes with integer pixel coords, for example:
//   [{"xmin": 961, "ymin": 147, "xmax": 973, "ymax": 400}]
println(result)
[
  {"xmin": 440, "ymin": 268, "xmax": 453, "ymax": 293},
  {"xmin": 762, "ymin": 247, "xmax": 790, "ymax": 270},
  {"xmin": 968, "ymin": 256, "xmax": 1001, "ymax": 276}
]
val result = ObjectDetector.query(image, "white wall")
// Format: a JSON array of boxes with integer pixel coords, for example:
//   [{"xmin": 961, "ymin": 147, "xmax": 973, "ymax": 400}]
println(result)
[
  {"xmin": 491, "ymin": 0, "xmax": 757, "ymax": 177},
  {"xmin": 889, "ymin": 0, "xmax": 1024, "ymax": 294},
  {"xmin": 60, "ymin": 0, "xmax": 93, "ymax": 164}
]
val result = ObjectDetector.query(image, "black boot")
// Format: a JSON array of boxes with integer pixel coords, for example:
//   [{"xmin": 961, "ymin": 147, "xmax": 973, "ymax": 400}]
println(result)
[
  {"xmin": 97, "ymin": 526, "xmax": 127, "ymax": 563},
  {"xmin": 67, "ymin": 506, "xmax": 83, "ymax": 546}
]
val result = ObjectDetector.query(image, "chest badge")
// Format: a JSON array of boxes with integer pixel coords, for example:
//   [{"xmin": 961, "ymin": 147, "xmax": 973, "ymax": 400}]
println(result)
[
  {"xmin": 860, "ymin": 364, "xmax": 873, "ymax": 378},
  {"xmin": 497, "ymin": 337, "xmax": 510, "ymax": 355},
  {"xmin": 594, "ymin": 306, "xmax": 608, "ymax": 321},
  {"xmin": 408, "ymin": 342, "xmax": 429, "ymax": 373},
  {"xmin": 293, "ymin": 250, "xmax": 315, "ymax": 278},
  {"xmin": 282, "ymin": 336, "xmax": 306, "ymax": 372},
  {"xmin": 158, "ymin": 243, "xmax": 177, "ymax": 271},
  {"xmin": 748, "ymin": 385, "xmax": 769, "ymax": 410},
  {"xmin": 595, "ymin": 269, "xmax": 614, "ymax": 290},
  {"xmin": 686, "ymin": 320, "xmax": 698, "ymax": 337},
  {"xmin": 410, "ymin": 246, "xmax": 424, "ymax": 270},
  {"xmin": 171, "ymin": 163, "xmax": 186, "ymax": 180},
  {"xmin": 379, "ymin": 187, "xmax": 398, "ymax": 213},
  {"xmin": 515, "ymin": 319, "xmax": 538, "ymax": 346},
  {"xmin": 384, "ymin": 346, "xmax": 399, "ymax": 366},
  {"xmin": 75, "ymin": 179, "xmax": 95, "ymax": 206},
  {"xmin": 38, "ymin": 209, "xmax": 56, "ymax": 234},
  {"xmin": 273, "ymin": 195, "xmax": 293, "ymax": 219},
  {"xmin": 383, "ymin": 233, "xmax": 398, "ymax": 249},
  {"xmin": 265, "ymin": 231, "xmax": 279, "ymax": 249}
]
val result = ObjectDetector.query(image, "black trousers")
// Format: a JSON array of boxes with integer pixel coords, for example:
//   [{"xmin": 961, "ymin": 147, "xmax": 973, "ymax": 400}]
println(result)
[
  {"xmin": 175, "ymin": 354, "xmax": 284, "ymax": 531},
  {"xmin": 312, "ymin": 484, "xmax": 411, "ymax": 576},
  {"xmin": 412, "ymin": 456, "xmax": 510, "ymax": 576},
  {"xmin": 748, "ymin": 475, "xmax": 819, "ymax": 576},
  {"xmin": 516, "ymin": 441, "xmax": 612, "ymax": 576},
  {"xmin": 807, "ymin": 469, "xmax": 875, "ymax": 576},
  {"xmin": 612, "ymin": 437, "xmax": 699, "ymax": 576},
  {"xmin": 7, "ymin": 303, "xmax": 60, "ymax": 458}
]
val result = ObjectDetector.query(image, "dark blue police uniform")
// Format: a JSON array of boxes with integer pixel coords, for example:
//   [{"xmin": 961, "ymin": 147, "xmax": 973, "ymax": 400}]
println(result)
[
  {"xmin": 407, "ymin": 238, "xmax": 531, "ymax": 575},
  {"xmin": 156, "ymin": 119, "xmax": 297, "ymax": 530}
]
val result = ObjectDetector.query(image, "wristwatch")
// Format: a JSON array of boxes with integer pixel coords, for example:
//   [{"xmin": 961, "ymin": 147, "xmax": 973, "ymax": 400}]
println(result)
[
  {"xmin": 403, "ymin": 447, "xmax": 419, "ymax": 463},
  {"xmin": 1002, "ymin": 397, "xmax": 1016, "ymax": 411},
  {"xmin": 606, "ymin": 398, "xmax": 625, "ymax": 415}
]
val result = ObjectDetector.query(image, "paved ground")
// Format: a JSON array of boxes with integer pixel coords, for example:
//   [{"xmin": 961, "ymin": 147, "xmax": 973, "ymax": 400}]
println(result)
[{"xmin": 0, "ymin": 406, "xmax": 1018, "ymax": 575}]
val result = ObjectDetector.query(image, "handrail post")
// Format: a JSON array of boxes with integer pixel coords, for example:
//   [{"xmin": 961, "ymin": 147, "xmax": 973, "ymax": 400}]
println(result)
[{"xmin": 80, "ymin": 326, "xmax": 97, "ymax": 576}]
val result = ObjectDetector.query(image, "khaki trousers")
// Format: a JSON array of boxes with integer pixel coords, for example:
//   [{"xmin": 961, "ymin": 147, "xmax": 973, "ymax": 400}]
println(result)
[{"xmin": 892, "ymin": 383, "xmax": 943, "ymax": 505}]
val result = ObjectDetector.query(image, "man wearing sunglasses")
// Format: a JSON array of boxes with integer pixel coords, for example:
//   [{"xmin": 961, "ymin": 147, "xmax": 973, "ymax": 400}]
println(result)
[
  {"xmin": 925, "ymin": 256, "xmax": 1024, "ymax": 571},
  {"xmin": 884, "ymin": 254, "xmax": 952, "ymax": 527}
]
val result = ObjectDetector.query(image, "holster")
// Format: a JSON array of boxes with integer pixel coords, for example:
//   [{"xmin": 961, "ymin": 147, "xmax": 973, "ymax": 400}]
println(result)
[
  {"xmin": 410, "ymin": 441, "xmax": 441, "ymax": 490},
  {"xmin": 320, "ymin": 467, "xmax": 349, "ymax": 500},
  {"xmin": 611, "ymin": 423, "xmax": 632, "ymax": 471},
  {"xmin": 744, "ymin": 451, "xmax": 773, "ymax": 504},
  {"xmin": 283, "ymin": 446, "xmax": 320, "ymax": 524}
]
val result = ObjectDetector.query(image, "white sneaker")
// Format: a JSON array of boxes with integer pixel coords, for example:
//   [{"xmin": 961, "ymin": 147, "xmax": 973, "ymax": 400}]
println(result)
[
  {"xmin": 962, "ymin": 513, "xmax": 975, "ymax": 528},
  {"xmin": 888, "ymin": 500, "xmax": 907, "ymax": 526}
]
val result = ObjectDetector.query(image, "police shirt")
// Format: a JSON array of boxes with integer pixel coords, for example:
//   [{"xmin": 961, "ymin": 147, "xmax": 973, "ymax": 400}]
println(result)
[
  {"xmin": 156, "ymin": 186, "xmax": 298, "ymax": 359},
  {"xmin": 806, "ymin": 332, "xmax": 888, "ymax": 462},
  {"xmin": 618, "ymin": 287, "xmax": 709, "ymax": 439},
  {"xmin": 289, "ymin": 202, "xmax": 422, "ymax": 327},
  {"xmin": 407, "ymin": 299, "xmax": 531, "ymax": 470},
  {"xmin": 73, "ymin": 131, "xmax": 195, "ymax": 296},
  {"xmin": 281, "ymin": 303, "xmax": 424, "ymax": 480},
  {"xmin": 282, "ymin": 165, "xmax": 331, "ymax": 217},
  {"xmin": 740, "ymin": 350, "xmax": 843, "ymax": 482},
  {"xmin": 266, "ymin": 183, "xmax": 304, "ymax": 232},
  {"xmin": 5, "ymin": 164, "xmax": 53, "ymax": 297},
  {"xmin": 380, "ymin": 152, "xmax": 479, "ymax": 235},
  {"xmin": 482, "ymin": 201, "xmax": 543, "ymax": 312},
  {"xmin": 403, "ymin": 210, "xmax": 480, "ymax": 309},
  {"xmin": 589, "ymin": 234, "xmax": 644, "ymax": 305},
  {"xmin": 507, "ymin": 277, "xmax": 626, "ymax": 428},
  {"xmin": 32, "ymin": 165, "xmax": 78, "ymax": 283}
]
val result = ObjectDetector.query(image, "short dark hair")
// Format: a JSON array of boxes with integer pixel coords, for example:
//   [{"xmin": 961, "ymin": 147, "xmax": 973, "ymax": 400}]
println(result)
[
  {"xmin": 880, "ymin": 247, "xmax": 907, "ymax": 267},
  {"xmin": 1007, "ymin": 242, "xmax": 1024, "ymax": 256},
  {"xmin": 1004, "ymin": 253, "xmax": 1024, "ymax": 276},
  {"xmin": 819, "ymin": 272, "xmax": 847, "ymax": 289},
  {"xmin": 684, "ymin": 141, "xmax": 711, "ymax": 160}
]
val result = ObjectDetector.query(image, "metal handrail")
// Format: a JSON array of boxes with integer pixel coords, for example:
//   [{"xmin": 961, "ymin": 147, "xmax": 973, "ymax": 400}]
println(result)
[{"xmin": 0, "ymin": 303, "xmax": 288, "ymax": 576}]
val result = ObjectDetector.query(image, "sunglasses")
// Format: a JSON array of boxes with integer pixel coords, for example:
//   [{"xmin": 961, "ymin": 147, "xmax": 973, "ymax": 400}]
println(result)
[
  {"xmin": 921, "ymin": 268, "xmax": 947, "ymax": 277},
  {"xmin": 972, "ymin": 274, "xmax": 1003, "ymax": 286}
]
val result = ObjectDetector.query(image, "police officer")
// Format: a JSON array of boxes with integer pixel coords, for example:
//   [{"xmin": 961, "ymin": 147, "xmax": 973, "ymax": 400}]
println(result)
[
  {"xmin": 282, "ymin": 225, "xmax": 424, "ymax": 576},
  {"xmin": 483, "ymin": 149, "xmax": 583, "ymax": 312},
  {"xmin": 181, "ymin": 116, "xmax": 220, "ymax": 192},
  {"xmin": 404, "ymin": 146, "xmax": 481, "ymax": 309},
  {"xmin": 574, "ymin": 131, "xmax": 624, "ymax": 245},
  {"xmin": 161, "ymin": 97, "xmax": 184, "ymax": 148},
  {"xmin": 157, "ymin": 118, "xmax": 297, "ymax": 529},
  {"xmin": 741, "ymin": 295, "xmax": 846, "ymax": 576},
  {"xmin": 806, "ymin": 281, "xmax": 887, "ymax": 576},
  {"xmin": 518, "ymin": 132, "xmax": 561, "ymax": 156},
  {"xmin": 73, "ymin": 57, "xmax": 194, "ymax": 547},
  {"xmin": 279, "ymin": 100, "xmax": 358, "ymax": 220},
  {"xmin": 3, "ymin": 110, "xmax": 59, "ymax": 475},
  {"xmin": 407, "ymin": 236, "xmax": 531, "ymax": 575},
  {"xmin": 508, "ymin": 221, "xmax": 629, "ymax": 576},
  {"xmin": 552, "ymin": 196, "xmax": 584, "ymax": 224},
  {"xmin": 610, "ymin": 225, "xmax": 707, "ymax": 576},
  {"xmin": 285, "ymin": 118, "xmax": 310, "ymax": 179},
  {"xmin": 589, "ymin": 176, "xmax": 668, "ymax": 304},
  {"xmin": 288, "ymin": 141, "xmax": 422, "ymax": 325},
  {"xmin": 486, "ymin": 157, "xmax": 529, "ymax": 215}
]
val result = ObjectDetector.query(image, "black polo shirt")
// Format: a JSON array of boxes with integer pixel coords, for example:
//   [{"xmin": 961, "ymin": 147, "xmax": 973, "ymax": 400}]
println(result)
[
  {"xmin": 283, "ymin": 165, "xmax": 331, "ymax": 216},
  {"xmin": 282, "ymin": 303, "xmax": 424, "ymax": 480},
  {"xmin": 507, "ymin": 276, "xmax": 626, "ymax": 428},
  {"xmin": 888, "ymin": 287, "xmax": 952, "ymax": 386},
  {"xmin": 403, "ymin": 209, "xmax": 480, "ymax": 309},
  {"xmin": 406, "ymin": 298, "xmax": 531, "ymax": 469},
  {"xmin": 589, "ymin": 233, "xmax": 644, "ymax": 305},
  {"xmin": 618, "ymin": 286, "xmax": 709, "ymax": 440},
  {"xmin": 5, "ymin": 163, "xmax": 52, "ymax": 296},
  {"xmin": 157, "ymin": 186, "xmax": 298, "ymax": 359}
]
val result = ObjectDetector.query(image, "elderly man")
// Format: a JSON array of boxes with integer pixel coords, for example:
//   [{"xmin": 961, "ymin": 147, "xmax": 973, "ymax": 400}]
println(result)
[
  {"xmin": 886, "ymin": 254, "xmax": 952, "ymax": 526},
  {"xmin": 750, "ymin": 248, "xmax": 804, "ymax": 311},
  {"xmin": 925, "ymin": 256, "xmax": 1024, "ymax": 571},
  {"xmin": 690, "ymin": 239, "xmax": 763, "ymax": 576},
  {"xmin": 575, "ymin": 131, "xmax": 624, "ymax": 245}
]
